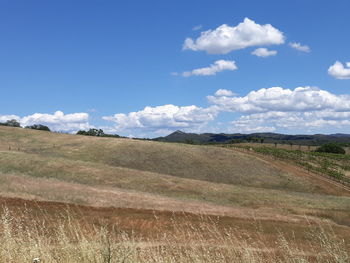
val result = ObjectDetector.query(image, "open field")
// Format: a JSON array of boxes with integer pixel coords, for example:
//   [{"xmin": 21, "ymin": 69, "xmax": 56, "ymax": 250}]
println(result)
[{"xmin": 0, "ymin": 126, "xmax": 349, "ymax": 262}]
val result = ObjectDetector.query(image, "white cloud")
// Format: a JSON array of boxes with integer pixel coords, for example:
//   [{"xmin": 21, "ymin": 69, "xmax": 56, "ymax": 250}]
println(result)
[
  {"xmin": 103, "ymin": 87, "xmax": 350, "ymax": 136},
  {"xmin": 328, "ymin": 61, "xmax": 350, "ymax": 79},
  {"xmin": 289, "ymin": 42, "xmax": 310, "ymax": 52},
  {"xmin": 183, "ymin": 18, "xmax": 285, "ymax": 54},
  {"xmin": 232, "ymin": 122, "xmax": 276, "ymax": 133},
  {"xmin": 0, "ymin": 115, "xmax": 20, "ymax": 122},
  {"xmin": 0, "ymin": 111, "xmax": 91, "ymax": 133},
  {"xmin": 103, "ymin": 105, "xmax": 218, "ymax": 133},
  {"xmin": 231, "ymin": 110, "xmax": 350, "ymax": 133},
  {"xmin": 215, "ymin": 89, "xmax": 235, "ymax": 97},
  {"xmin": 192, "ymin": 25, "xmax": 202, "ymax": 31},
  {"xmin": 182, "ymin": 60, "xmax": 237, "ymax": 77},
  {"xmin": 208, "ymin": 87, "xmax": 350, "ymax": 133},
  {"xmin": 5, "ymin": 86, "xmax": 348, "ymax": 137},
  {"xmin": 208, "ymin": 86, "xmax": 350, "ymax": 113},
  {"xmin": 251, "ymin": 47, "xmax": 277, "ymax": 57}
]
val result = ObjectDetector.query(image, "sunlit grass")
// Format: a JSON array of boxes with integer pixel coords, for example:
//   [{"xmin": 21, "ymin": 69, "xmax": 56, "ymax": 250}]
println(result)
[{"xmin": 0, "ymin": 206, "xmax": 348, "ymax": 263}]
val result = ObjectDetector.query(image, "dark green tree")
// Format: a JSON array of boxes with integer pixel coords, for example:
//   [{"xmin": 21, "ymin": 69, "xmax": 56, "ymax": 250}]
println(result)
[
  {"xmin": 184, "ymin": 139, "xmax": 195, "ymax": 144},
  {"xmin": 25, "ymin": 124, "xmax": 50, "ymax": 131},
  {"xmin": 315, "ymin": 143, "xmax": 346, "ymax": 154},
  {"xmin": 1, "ymin": 119, "xmax": 21, "ymax": 127},
  {"xmin": 77, "ymin": 128, "xmax": 105, "ymax": 137}
]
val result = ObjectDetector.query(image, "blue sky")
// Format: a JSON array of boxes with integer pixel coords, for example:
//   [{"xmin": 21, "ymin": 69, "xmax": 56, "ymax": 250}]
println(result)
[{"xmin": 1, "ymin": 0, "xmax": 350, "ymax": 137}]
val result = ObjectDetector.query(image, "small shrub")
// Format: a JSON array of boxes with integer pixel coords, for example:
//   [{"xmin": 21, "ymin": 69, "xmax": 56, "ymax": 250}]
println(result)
[{"xmin": 315, "ymin": 143, "xmax": 346, "ymax": 154}]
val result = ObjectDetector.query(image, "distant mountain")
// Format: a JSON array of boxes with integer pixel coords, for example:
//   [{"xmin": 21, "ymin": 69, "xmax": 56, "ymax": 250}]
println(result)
[
  {"xmin": 154, "ymin": 131, "xmax": 350, "ymax": 146},
  {"xmin": 330, "ymin": 133, "xmax": 350, "ymax": 137}
]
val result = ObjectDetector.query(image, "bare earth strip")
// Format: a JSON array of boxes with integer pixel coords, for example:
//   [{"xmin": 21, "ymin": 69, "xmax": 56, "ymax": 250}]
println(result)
[
  {"xmin": 1, "ymin": 193, "xmax": 350, "ymax": 260},
  {"xmin": 0, "ymin": 173, "xmax": 330, "ymax": 225}
]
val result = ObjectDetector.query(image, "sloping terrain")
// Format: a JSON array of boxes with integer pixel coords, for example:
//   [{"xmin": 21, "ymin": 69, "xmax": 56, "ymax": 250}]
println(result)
[
  {"xmin": 1, "ymin": 127, "xmax": 289, "ymax": 189},
  {"xmin": 0, "ymin": 126, "xmax": 349, "ymax": 226},
  {"xmin": 0, "ymin": 126, "xmax": 350, "ymax": 262},
  {"xmin": 0, "ymin": 126, "xmax": 345, "ymax": 191}
]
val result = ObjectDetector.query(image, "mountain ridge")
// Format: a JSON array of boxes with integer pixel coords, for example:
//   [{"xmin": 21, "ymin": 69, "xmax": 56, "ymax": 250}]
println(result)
[{"xmin": 154, "ymin": 131, "xmax": 350, "ymax": 145}]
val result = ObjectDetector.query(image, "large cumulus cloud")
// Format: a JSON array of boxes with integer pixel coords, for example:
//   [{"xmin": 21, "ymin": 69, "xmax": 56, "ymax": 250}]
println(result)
[
  {"xmin": 208, "ymin": 86, "xmax": 350, "ymax": 133},
  {"xmin": 103, "ymin": 105, "xmax": 218, "ymax": 134},
  {"xmin": 183, "ymin": 18, "xmax": 285, "ymax": 54},
  {"xmin": 207, "ymin": 86, "xmax": 350, "ymax": 113}
]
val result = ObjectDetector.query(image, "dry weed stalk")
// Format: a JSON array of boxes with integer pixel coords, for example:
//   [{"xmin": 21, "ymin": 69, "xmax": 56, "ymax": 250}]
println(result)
[{"xmin": 0, "ymin": 207, "xmax": 348, "ymax": 263}]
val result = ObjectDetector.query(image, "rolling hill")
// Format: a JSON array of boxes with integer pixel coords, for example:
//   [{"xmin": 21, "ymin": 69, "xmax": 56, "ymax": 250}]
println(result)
[
  {"xmin": 0, "ymin": 126, "xmax": 349, "ymax": 220},
  {"xmin": 0, "ymin": 126, "xmax": 349, "ymax": 262}
]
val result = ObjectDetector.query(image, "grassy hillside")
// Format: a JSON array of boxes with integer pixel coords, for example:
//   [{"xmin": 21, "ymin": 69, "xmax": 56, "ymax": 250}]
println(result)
[
  {"xmin": 0, "ymin": 126, "xmax": 350, "ymax": 262},
  {"xmin": 0, "ymin": 126, "xmax": 349, "ymax": 225},
  {"xmin": 0, "ymin": 126, "xmax": 310, "ymax": 190}
]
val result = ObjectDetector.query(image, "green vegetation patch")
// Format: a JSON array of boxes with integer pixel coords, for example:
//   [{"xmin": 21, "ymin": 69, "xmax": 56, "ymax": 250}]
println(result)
[
  {"xmin": 231, "ymin": 145, "xmax": 350, "ymax": 183},
  {"xmin": 315, "ymin": 143, "xmax": 346, "ymax": 154}
]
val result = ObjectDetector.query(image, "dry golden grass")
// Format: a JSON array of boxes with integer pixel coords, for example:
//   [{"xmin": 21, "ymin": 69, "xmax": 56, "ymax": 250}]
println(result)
[
  {"xmin": 0, "ymin": 126, "xmax": 349, "ymax": 225},
  {"xmin": 0, "ymin": 204, "xmax": 348, "ymax": 263},
  {"xmin": 0, "ymin": 126, "xmax": 308, "ymax": 189},
  {"xmin": 0, "ymin": 172, "xmax": 349, "ymax": 225},
  {"xmin": 0, "ymin": 126, "xmax": 350, "ymax": 262}
]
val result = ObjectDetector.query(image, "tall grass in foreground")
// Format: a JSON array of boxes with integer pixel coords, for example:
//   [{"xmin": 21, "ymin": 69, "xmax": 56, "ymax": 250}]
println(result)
[{"xmin": 0, "ymin": 207, "xmax": 348, "ymax": 263}]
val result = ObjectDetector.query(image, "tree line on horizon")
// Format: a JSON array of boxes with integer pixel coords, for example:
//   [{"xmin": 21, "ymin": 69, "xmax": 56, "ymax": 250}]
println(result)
[
  {"xmin": 0, "ymin": 119, "xmax": 50, "ymax": 131},
  {"xmin": 0, "ymin": 119, "xmax": 123, "ymax": 138}
]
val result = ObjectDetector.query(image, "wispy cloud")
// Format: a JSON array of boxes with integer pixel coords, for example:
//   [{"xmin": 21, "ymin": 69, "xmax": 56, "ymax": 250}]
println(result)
[
  {"xmin": 192, "ymin": 25, "xmax": 202, "ymax": 31},
  {"xmin": 251, "ymin": 48, "xmax": 277, "ymax": 57},
  {"xmin": 289, "ymin": 42, "xmax": 310, "ymax": 52},
  {"xmin": 214, "ymin": 89, "xmax": 235, "ymax": 97},
  {"xmin": 180, "ymin": 60, "xmax": 237, "ymax": 77}
]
